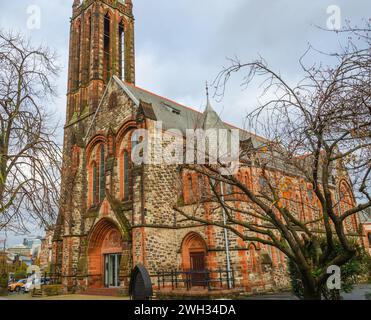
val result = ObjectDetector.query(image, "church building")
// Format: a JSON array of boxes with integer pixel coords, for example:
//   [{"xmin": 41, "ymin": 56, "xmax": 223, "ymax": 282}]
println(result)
[{"xmin": 52, "ymin": 0, "xmax": 359, "ymax": 297}]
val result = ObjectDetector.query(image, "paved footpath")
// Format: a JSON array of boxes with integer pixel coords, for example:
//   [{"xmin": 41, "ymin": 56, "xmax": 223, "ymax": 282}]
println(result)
[
  {"xmin": 0, "ymin": 294, "xmax": 130, "ymax": 300},
  {"xmin": 1, "ymin": 284, "xmax": 370, "ymax": 300},
  {"xmin": 341, "ymin": 284, "xmax": 371, "ymax": 300},
  {"xmin": 243, "ymin": 284, "xmax": 371, "ymax": 300}
]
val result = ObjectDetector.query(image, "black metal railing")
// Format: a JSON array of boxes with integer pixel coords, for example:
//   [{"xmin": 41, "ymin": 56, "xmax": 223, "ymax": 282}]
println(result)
[
  {"xmin": 40, "ymin": 272, "xmax": 62, "ymax": 285},
  {"xmin": 156, "ymin": 269, "xmax": 235, "ymax": 291}
]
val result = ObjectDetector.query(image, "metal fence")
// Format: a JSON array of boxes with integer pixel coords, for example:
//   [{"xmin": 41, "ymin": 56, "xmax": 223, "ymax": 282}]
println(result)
[
  {"xmin": 156, "ymin": 269, "xmax": 235, "ymax": 291},
  {"xmin": 41, "ymin": 272, "xmax": 62, "ymax": 285}
]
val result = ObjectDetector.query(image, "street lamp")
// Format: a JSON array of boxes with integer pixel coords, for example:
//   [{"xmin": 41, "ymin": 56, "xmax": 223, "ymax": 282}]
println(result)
[
  {"xmin": 220, "ymin": 181, "xmax": 233, "ymax": 289},
  {"xmin": 0, "ymin": 239, "xmax": 6, "ymax": 251}
]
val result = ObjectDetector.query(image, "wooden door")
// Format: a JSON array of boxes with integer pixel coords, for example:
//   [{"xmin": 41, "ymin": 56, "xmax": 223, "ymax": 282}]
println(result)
[{"xmin": 190, "ymin": 252, "xmax": 206, "ymax": 287}]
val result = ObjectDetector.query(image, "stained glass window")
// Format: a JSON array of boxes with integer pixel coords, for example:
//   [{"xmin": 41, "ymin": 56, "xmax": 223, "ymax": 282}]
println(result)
[
  {"xmin": 92, "ymin": 163, "xmax": 97, "ymax": 204},
  {"xmin": 123, "ymin": 151, "xmax": 130, "ymax": 201},
  {"xmin": 99, "ymin": 145, "xmax": 105, "ymax": 202}
]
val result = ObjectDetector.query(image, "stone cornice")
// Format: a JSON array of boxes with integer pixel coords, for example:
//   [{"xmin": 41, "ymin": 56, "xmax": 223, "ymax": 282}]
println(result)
[{"xmin": 72, "ymin": 0, "xmax": 133, "ymax": 20}]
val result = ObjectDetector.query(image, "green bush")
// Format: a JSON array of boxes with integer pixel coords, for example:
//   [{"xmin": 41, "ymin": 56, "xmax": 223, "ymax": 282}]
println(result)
[
  {"xmin": 14, "ymin": 270, "xmax": 27, "ymax": 280},
  {"xmin": 0, "ymin": 288, "xmax": 7, "ymax": 296},
  {"xmin": 13, "ymin": 262, "xmax": 28, "ymax": 280},
  {"xmin": 0, "ymin": 273, "xmax": 8, "ymax": 296},
  {"xmin": 288, "ymin": 238, "xmax": 370, "ymax": 300},
  {"xmin": 0, "ymin": 273, "xmax": 8, "ymax": 287},
  {"xmin": 42, "ymin": 285, "xmax": 63, "ymax": 297}
]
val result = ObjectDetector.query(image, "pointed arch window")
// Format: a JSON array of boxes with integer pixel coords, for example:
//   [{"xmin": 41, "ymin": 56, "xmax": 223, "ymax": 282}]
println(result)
[
  {"xmin": 249, "ymin": 246, "xmax": 258, "ymax": 273},
  {"xmin": 225, "ymin": 182, "xmax": 233, "ymax": 197},
  {"xmin": 99, "ymin": 145, "xmax": 106, "ymax": 202},
  {"xmin": 131, "ymin": 130, "xmax": 144, "ymax": 163},
  {"xmin": 198, "ymin": 175, "xmax": 206, "ymax": 199},
  {"xmin": 131, "ymin": 131, "xmax": 139, "ymax": 153},
  {"xmin": 244, "ymin": 172, "xmax": 251, "ymax": 190},
  {"xmin": 88, "ymin": 15, "xmax": 92, "ymax": 51},
  {"xmin": 209, "ymin": 177, "xmax": 216, "ymax": 194},
  {"xmin": 276, "ymin": 248, "xmax": 283, "ymax": 265},
  {"xmin": 123, "ymin": 150, "xmax": 130, "ymax": 201},
  {"xmin": 267, "ymin": 245, "xmax": 273, "ymax": 261},
  {"xmin": 119, "ymin": 20, "xmax": 125, "ymax": 79},
  {"xmin": 103, "ymin": 13, "xmax": 111, "ymax": 83},
  {"xmin": 188, "ymin": 175, "xmax": 194, "ymax": 203},
  {"xmin": 86, "ymin": 14, "xmax": 92, "ymax": 81},
  {"xmin": 75, "ymin": 20, "xmax": 81, "ymax": 89},
  {"xmin": 69, "ymin": 96, "xmax": 75, "ymax": 121},
  {"xmin": 92, "ymin": 162, "xmax": 98, "ymax": 205}
]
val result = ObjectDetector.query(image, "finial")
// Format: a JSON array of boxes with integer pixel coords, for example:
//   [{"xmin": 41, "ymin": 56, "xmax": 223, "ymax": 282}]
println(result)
[
  {"xmin": 206, "ymin": 81, "xmax": 210, "ymax": 105},
  {"xmin": 73, "ymin": 0, "xmax": 81, "ymax": 8}
]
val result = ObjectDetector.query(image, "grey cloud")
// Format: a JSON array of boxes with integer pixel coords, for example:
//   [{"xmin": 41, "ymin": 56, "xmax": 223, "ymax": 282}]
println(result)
[{"xmin": 0, "ymin": 0, "xmax": 369, "ymax": 245}]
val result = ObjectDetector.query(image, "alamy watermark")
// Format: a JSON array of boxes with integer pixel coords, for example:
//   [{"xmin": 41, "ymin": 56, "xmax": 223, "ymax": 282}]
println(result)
[
  {"xmin": 326, "ymin": 5, "xmax": 341, "ymax": 31},
  {"xmin": 131, "ymin": 121, "xmax": 240, "ymax": 175},
  {"xmin": 26, "ymin": 265, "xmax": 42, "ymax": 291},
  {"xmin": 327, "ymin": 265, "xmax": 341, "ymax": 290},
  {"xmin": 27, "ymin": 5, "xmax": 41, "ymax": 30}
]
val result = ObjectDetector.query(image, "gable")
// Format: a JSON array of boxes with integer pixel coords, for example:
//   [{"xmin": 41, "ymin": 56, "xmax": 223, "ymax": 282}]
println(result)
[
  {"xmin": 86, "ymin": 75, "xmax": 268, "ymax": 152},
  {"xmin": 85, "ymin": 77, "xmax": 139, "ymax": 142},
  {"xmin": 113, "ymin": 76, "xmax": 267, "ymax": 149}
]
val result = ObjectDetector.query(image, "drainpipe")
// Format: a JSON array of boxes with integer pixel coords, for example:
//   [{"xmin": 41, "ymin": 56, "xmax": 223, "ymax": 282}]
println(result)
[{"xmin": 220, "ymin": 181, "xmax": 232, "ymax": 289}]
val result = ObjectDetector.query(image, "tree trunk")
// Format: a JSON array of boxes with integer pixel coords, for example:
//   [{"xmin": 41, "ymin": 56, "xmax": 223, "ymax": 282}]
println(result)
[
  {"xmin": 303, "ymin": 287, "xmax": 321, "ymax": 300},
  {"xmin": 301, "ymin": 272, "xmax": 322, "ymax": 300}
]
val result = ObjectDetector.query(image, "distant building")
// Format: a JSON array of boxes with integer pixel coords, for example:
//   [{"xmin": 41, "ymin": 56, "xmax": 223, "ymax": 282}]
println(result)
[
  {"xmin": 7, "ymin": 244, "xmax": 31, "ymax": 257},
  {"xmin": 0, "ymin": 250, "xmax": 28, "ymax": 274},
  {"xmin": 0, "ymin": 250, "xmax": 8, "ymax": 271},
  {"xmin": 0, "ymin": 239, "xmax": 5, "ymax": 251},
  {"xmin": 7, "ymin": 236, "xmax": 43, "ymax": 263},
  {"xmin": 31, "ymin": 240, "xmax": 42, "ymax": 260},
  {"xmin": 6, "ymin": 252, "xmax": 17, "ymax": 264},
  {"xmin": 39, "ymin": 229, "xmax": 54, "ymax": 272},
  {"xmin": 18, "ymin": 255, "xmax": 33, "ymax": 267},
  {"xmin": 23, "ymin": 236, "xmax": 43, "ymax": 259},
  {"xmin": 359, "ymin": 208, "xmax": 371, "ymax": 255}
]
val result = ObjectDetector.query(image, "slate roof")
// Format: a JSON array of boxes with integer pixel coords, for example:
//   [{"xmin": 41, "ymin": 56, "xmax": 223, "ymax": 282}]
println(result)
[
  {"xmin": 358, "ymin": 208, "xmax": 371, "ymax": 224},
  {"xmin": 110, "ymin": 78, "xmax": 371, "ymax": 212},
  {"xmin": 111, "ymin": 77, "xmax": 330, "ymax": 177},
  {"xmin": 113, "ymin": 76, "xmax": 266, "ymax": 148}
]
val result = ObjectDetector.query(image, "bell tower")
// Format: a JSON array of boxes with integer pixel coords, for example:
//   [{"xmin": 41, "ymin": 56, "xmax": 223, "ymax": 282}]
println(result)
[
  {"xmin": 52, "ymin": 0, "xmax": 136, "ymax": 289},
  {"xmin": 66, "ymin": 0, "xmax": 135, "ymax": 123}
]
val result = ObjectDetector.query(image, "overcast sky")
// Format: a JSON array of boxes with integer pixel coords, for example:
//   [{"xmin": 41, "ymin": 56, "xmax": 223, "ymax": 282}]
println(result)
[{"xmin": 0, "ymin": 0, "xmax": 370, "ymax": 246}]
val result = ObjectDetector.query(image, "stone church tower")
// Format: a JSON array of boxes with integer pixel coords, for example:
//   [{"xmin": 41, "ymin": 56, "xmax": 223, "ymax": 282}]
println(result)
[
  {"xmin": 67, "ymin": 0, "xmax": 135, "ymax": 122},
  {"xmin": 53, "ymin": 0, "xmax": 137, "ymax": 292}
]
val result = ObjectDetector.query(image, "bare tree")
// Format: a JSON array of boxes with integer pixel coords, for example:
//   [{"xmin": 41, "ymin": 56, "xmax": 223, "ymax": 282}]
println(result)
[
  {"xmin": 0, "ymin": 30, "xmax": 62, "ymax": 233},
  {"xmin": 174, "ymin": 23, "xmax": 371, "ymax": 299}
]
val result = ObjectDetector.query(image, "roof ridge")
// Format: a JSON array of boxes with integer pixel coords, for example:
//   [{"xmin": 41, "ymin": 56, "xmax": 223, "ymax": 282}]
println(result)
[
  {"xmin": 123, "ymin": 81, "xmax": 204, "ymax": 115},
  {"xmin": 122, "ymin": 80, "xmax": 267, "ymax": 142}
]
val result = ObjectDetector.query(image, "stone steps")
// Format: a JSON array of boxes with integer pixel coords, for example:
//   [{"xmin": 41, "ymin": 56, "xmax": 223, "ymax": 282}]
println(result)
[
  {"xmin": 83, "ymin": 288, "xmax": 120, "ymax": 297},
  {"xmin": 31, "ymin": 289, "xmax": 43, "ymax": 297},
  {"xmin": 156, "ymin": 288, "xmax": 244, "ymax": 299}
]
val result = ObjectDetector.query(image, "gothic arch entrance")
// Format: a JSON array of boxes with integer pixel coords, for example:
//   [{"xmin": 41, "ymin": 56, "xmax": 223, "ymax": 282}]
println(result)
[
  {"xmin": 88, "ymin": 219, "xmax": 125, "ymax": 288},
  {"xmin": 181, "ymin": 232, "xmax": 208, "ymax": 286}
]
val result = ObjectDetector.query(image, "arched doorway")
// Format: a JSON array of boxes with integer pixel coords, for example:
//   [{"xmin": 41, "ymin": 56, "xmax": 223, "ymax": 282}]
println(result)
[
  {"xmin": 88, "ymin": 219, "xmax": 125, "ymax": 288},
  {"xmin": 181, "ymin": 232, "xmax": 208, "ymax": 286}
]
